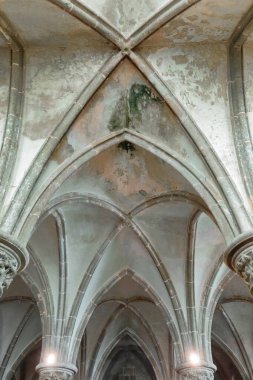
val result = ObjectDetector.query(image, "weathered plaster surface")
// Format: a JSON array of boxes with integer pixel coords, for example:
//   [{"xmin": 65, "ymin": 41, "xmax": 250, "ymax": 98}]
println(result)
[
  {"xmin": 37, "ymin": 59, "xmax": 217, "ymax": 207},
  {"xmin": 0, "ymin": 0, "xmax": 108, "ymax": 47},
  {"xmin": 139, "ymin": 43, "xmax": 248, "ymax": 207},
  {"xmin": 143, "ymin": 0, "xmax": 253, "ymax": 45},
  {"xmin": 4, "ymin": 46, "xmax": 114, "ymax": 210},
  {"xmin": 79, "ymin": 0, "xmax": 169, "ymax": 38},
  {"xmin": 52, "ymin": 145, "xmax": 196, "ymax": 211},
  {"xmin": 3, "ymin": 136, "xmax": 44, "ymax": 211},
  {"xmin": 23, "ymin": 47, "xmax": 113, "ymax": 140}
]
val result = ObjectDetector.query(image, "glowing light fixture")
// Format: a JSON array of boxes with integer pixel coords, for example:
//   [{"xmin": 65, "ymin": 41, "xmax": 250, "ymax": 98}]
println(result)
[
  {"xmin": 189, "ymin": 352, "xmax": 200, "ymax": 366},
  {"xmin": 46, "ymin": 353, "xmax": 56, "ymax": 365}
]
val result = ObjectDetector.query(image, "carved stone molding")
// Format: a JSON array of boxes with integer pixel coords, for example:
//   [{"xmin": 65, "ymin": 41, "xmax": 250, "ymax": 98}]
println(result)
[
  {"xmin": 37, "ymin": 364, "xmax": 77, "ymax": 380},
  {"xmin": 234, "ymin": 248, "xmax": 253, "ymax": 292},
  {"xmin": 0, "ymin": 233, "xmax": 29, "ymax": 297},
  {"xmin": 39, "ymin": 370, "xmax": 73, "ymax": 380},
  {"xmin": 178, "ymin": 366, "xmax": 215, "ymax": 380},
  {"xmin": 0, "ymin": 250, "xmax": 18, "ymax": 296},
  {"xmin": 225, "ymin": 233, "xmax": 253, "ymax": 295}
]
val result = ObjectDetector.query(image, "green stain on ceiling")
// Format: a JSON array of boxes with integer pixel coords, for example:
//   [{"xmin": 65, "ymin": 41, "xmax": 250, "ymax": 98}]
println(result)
[
  {"xmin": 108, "ymin": 94, "xmax": 128, "ymax": 131},
  {"xmin": 108, "ymin": 83, "xmax": 162, "ymax": 132},
  {"xmin": 128, "ymin": 83, "xmax": 161, "ymax": 116}
]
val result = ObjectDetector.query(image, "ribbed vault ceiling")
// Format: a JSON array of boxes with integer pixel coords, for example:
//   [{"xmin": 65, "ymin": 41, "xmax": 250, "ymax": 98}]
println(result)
[{"xmin": 0, "ymin": 1, "xmax": 253, "ymax": 379}]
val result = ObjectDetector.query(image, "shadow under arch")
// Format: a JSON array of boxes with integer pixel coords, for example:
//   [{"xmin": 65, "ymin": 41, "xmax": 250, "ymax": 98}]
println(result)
[
  {"xmin": 24, "ymin": 211, "xmax": 70, "ymax": 361},
  {"xmin": 69, "ymin": 268, "xmax": 183, "ymax": 365},
  {"xmin": 92, "ymin": 328, "xmax": 160, "ymax": 380},
  {"xmin": 17, "ymin": 131, "xmax": 244, "ymax": 245},
  {"xmin": 102, "ymin": 345, "xmax": 156, "ymax": 380},
  {"xmin": 5, "ymin": 336, "xmax": 41, "ymax": 380},
  {"xmin": 211, "ymin": 336, "xmax": 245, "ymax": 380},
  {"xmin": 186, "ymin": 210, "xmax": 228, "ymax": 363},
  {"xmin": 0, "ymin": 296, "xmax": 41, "ymax": 380},
  {"xmin": 85, "ymin": 298, "xmax": 167, "ymax": 380},
  {"xmin": 21, "ymin": 239, "xmax": 57, "ymax": 343}
]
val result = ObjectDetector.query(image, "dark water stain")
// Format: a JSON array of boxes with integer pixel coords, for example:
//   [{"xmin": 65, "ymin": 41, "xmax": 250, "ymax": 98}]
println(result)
[
  {"xmin": 128, "ymin": 83, "xmax": 161, "ymax": 116},
  {"xmin": 108, "ymin": 83, "xmax": 162, "ymax": 132},
  {"xmin": 118, "ymin": 141, "xmax": 136, "ymax": 157},
  {"xmin": 108, "ymin": 94, "xmax": 128, "ymax": 131}
]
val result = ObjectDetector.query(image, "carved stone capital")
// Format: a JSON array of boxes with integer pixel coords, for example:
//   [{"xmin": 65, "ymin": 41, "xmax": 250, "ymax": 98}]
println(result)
[
  {"xmin": 225, "ymin": 233, "xmax": 253, "ymax": 295},
  {"xmin": 0, "ymin": 234, "xmax": 29, "ymax": 297},
  {"xmin": 234, "ymin": 248, "xmax": 253, "ymax": 291},
  {"xmin": 39, "ymin": 369, "xmax": 72, "ymax": 380},
  {"xmin": 37, "ymin": 364, "xmax": 77, "ymax": 380},
  {"xmin": 178, "ymin": 366, "xmax": 215, "ymax": 380}
]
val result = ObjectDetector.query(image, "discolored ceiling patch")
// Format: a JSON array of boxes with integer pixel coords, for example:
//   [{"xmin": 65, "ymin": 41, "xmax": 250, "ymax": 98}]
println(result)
[
  {"xmin": 22, "ymin": 45, "xmax": 114, "ymax": 140},
  {"xmin": 0, "ymin": 0, "xmax": 112, "ymax": 47},
  {"xmin": 43, "ymin": 58, "xmax": 211, "ymax": 188},
  {"xmin": 78, "ymin": 0, "xmax": 170, "ymax": 38},
  {"xmin": 52, "ymin": 144, "xmax": 197, "ymax": 212},
  {"xmin": 141, "ymin": 0, "xmax": 253, "ymax": 46}
]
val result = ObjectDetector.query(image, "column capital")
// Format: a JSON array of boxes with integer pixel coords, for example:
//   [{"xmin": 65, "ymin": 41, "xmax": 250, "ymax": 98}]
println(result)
[
  {"xmin": 0, "ymin": 233, "xmax": 29, "ymax": 296},
  {"xmin": 36, "ymin": 363, "xmax": 78, "ymax": 380},
  {"xmin": 225, "ymin": 232, "xmax": 253, "ymax": 294},
  {"xmin": 177, "ymin": 364, "xmax": 216, "ymax": 380}
]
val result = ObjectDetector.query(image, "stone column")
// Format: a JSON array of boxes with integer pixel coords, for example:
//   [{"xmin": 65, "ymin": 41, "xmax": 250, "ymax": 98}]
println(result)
[
  {"xmin": 0, "ymin": 234, "xmax": 29, "ymax": 297},
  {"xmin": 177, "ymin": 365, "xmax": 215, "ymax": 379},
  {"xmin": 37, "ymin": 364, "xmax": 77, "ymax": 380},
  {"xmin": 225, "ymin": 233, "xmax": 253, "ymax": 295}
]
